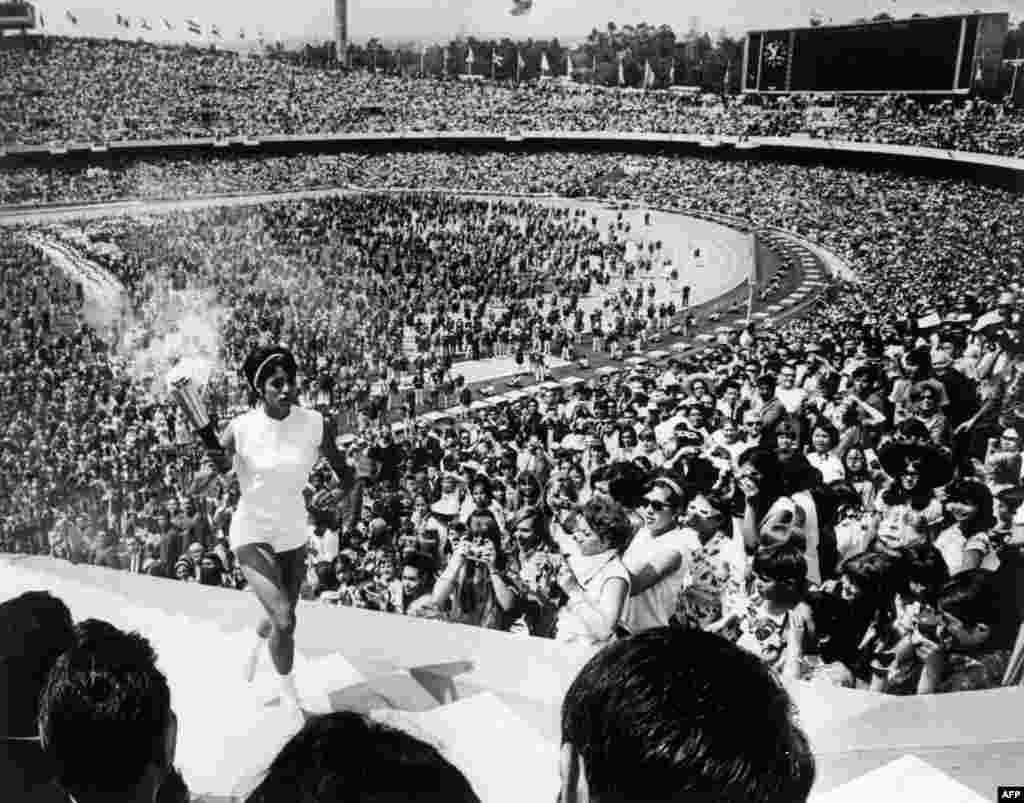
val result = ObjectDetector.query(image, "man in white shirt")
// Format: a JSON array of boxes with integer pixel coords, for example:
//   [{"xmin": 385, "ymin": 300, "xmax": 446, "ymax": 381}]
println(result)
[{"xmin": 776, "ymin": 363, "xmax": 807, "ymax": 415}]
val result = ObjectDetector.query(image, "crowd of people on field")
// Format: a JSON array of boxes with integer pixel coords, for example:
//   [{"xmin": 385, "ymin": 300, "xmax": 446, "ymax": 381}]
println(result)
[
  {"xmin": 2, "ymin": 145, "xmax": 1024, "ymax": 695},
  {"xmin": 1, "ymin": 36, "xmax": 1022, "ymax": 156}
]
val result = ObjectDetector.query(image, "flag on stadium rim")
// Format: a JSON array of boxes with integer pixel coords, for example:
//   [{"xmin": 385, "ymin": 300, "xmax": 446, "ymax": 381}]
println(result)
[
  {"xmin": 66, "ymin": 10, "xmax": 78, "ymax": 24},
  {"xmin": 238, "ymin": 28, "xmax": 245, "ymax": 39},
  {"xmin": 493, "ymin": 50, "xmax": 503, "ymax": 66},
  {"xmin": 140, "ymin": 18, "xmax": 152, "ymax": 30},
  {"xmin": 643, "ymin": 59, "xmax": 655, "ymax": 89},
  {"xmin": 466, "ymin": 47, "xmax": 475, "ymax": 65},
  {"xmin": 211, "ymin": 24, "xmax": 222, "ymax": 38},
  {"xmin": 161, "ymin": 17, "xmax": 173, "ymax": 30},
  {"xmin": 540, "ymin": 51, "xmax": 550, "ymax": 73},
  {"xmin": 186, "ymin": 18, "xmax": 201, "ymax": 35},
  {"xmin": 517, "ymin": 50, "xmax": 525, "ymax": 69}
]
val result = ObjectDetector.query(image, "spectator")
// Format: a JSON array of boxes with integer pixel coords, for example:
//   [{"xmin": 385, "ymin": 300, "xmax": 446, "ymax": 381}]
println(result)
[
  {"xmin": 244, "ymin": 710, "xmax": 479, "ymax": 803},
  {"xmin": 38, "ymin": 619, "xmax": 181, "ymax": 803},
  {"xmin": 552, "ymin": 496, "xmax": 632, "ymax": 646},
  {"xmin": 621, "ymin": 474, "xmax": 701, "ymax": 634},
  {"xmin": 0, "ymin": 591, "xmax": 75, "ymax": 803},
  {"xmin": 559, "ymin": 627, "xmax": 815, "ymax": 803}
]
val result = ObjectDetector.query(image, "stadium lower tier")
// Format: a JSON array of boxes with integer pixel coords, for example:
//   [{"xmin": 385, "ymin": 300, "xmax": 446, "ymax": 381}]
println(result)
[{"xmin": 3, "ymin": 555, "xmax": 1022, "ymax": 802}]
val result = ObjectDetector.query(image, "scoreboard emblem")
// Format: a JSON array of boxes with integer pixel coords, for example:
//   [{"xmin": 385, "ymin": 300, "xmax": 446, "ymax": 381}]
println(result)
[{"xmin": 765, "ymin": 40, "xmax": 788, "ymax": 67}]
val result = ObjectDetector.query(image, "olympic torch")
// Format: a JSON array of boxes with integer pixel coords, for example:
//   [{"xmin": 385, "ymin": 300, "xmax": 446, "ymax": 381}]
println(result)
[
  {"xmin": 166, "ymin": 359, "xmax": 227, "ymax": 493},
  {"xmin": 168, "ymin": 372, "xmax": 221, "ymax": 452}
]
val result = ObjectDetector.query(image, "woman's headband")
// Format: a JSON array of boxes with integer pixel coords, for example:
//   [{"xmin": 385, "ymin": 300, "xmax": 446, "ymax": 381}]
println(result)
[{"xmin": 251, "ymin": 353, "xmax": 286, "ymax": 393}]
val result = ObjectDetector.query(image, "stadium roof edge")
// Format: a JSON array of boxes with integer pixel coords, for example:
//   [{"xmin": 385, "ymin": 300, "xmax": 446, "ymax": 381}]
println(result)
[{"xmin": 745, "ymin": 10, "xmax": 1009, "ymax": 37}]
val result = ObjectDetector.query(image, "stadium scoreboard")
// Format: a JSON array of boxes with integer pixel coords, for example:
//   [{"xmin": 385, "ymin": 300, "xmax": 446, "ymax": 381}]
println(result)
[
  {"xmin": 743, "ymin": 13, "xmax": 1008, "ymax": 95},
  {"xmin": 0, "ymin": 1, "xmax": 36, "ymax": 30}
]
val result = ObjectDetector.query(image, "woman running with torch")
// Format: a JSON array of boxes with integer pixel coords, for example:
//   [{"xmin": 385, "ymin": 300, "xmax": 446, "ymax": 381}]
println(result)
[{"xmin": 177, "ymin": 345, "xmax": 353, "ymax": 712}]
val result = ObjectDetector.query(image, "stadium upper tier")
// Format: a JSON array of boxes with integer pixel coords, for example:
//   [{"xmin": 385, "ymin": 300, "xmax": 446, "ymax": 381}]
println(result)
[{"xmin": 1, "ymin": 37, "xmax": 1022, "ymax": 157}]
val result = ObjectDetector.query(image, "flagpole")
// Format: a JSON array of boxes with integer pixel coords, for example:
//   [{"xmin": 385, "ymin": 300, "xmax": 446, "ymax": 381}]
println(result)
[
  {"xmin": 746, "ymin": 233, "xmax": 757, "ymax": 324},
  {"xmin": 491, "ymin": 47, "xmax": 495, "ymax": 81},
  {"xmin": 516, "ymin": 50, "xmax": 520, "ymax": 83}
]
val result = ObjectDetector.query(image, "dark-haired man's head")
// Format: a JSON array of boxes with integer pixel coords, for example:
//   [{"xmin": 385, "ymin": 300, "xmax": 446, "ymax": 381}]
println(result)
[
  {"xmin": 38, "ymin": 619, "xmax": 177, "ymax": 803},
  {"xmin": 0, "ymin": 591, "xmax": 74, "ymax": 737},
  {"xmin": 245, "ymin": 710, "xmax": 480, "ymax": 803},
  {"xmin": 560, "ymin": 628, "xmax": 815, "ymax": 803}
]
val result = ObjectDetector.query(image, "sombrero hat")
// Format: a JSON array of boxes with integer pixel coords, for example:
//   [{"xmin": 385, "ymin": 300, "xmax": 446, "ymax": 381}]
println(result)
[
  {"xmin": 909, "ymin": 378, "xmax": 950, "ymax": 407},
  {"xmin": 681, "ymin": 372, "xmax": 715, "ymax": 397},
  {"xmin": 878, "ymin": 441, "xmax": 953, "ymax": 490}
]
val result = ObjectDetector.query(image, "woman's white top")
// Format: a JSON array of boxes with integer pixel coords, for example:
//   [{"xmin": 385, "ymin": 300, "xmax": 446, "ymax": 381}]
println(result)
[
  {"xmin": 229, "ymin": 405, "xmax": 323, "ymax": 553},
  {"xmin": 621, "ymin": 526, "xmax": 701, "ymax": 634},
  {"xmin": 555, "ymin": 550, "xmax": 631, "ymax": 646},
  {"xmin": 934, "ymin": 525, "xmax": 1000, "ymax": 576},
  {"xmin": 806, "ymin": 452, "xmax": 845, "ymax": 484}
]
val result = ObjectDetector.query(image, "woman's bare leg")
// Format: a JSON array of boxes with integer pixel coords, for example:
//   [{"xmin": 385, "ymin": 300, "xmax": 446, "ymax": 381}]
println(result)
[{"xmin": 236, "ymin": 544, "xmax": 300, "ymax": 676}]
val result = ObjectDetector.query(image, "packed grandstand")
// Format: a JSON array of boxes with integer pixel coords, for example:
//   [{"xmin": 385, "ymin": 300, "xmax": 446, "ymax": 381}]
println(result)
[{"xmin": 2, "ymin": 19, "xmax": 1024, "ymax": 803}]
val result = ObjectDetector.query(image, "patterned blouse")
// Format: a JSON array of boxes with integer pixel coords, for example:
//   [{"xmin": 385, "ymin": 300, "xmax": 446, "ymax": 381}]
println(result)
[{"xmin": 673, "ymin": 531, "xmax": 747, "ymax": 631}]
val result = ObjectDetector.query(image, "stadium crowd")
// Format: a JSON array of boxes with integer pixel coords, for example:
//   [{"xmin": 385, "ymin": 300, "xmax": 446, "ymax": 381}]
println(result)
[
  {"xmin": 1, "ymin": 37, "xmax": 1023, "ymax": 156},
  {"xmin": 2, "ymin": 144, "xmax": 1023, "ymax": 697}
]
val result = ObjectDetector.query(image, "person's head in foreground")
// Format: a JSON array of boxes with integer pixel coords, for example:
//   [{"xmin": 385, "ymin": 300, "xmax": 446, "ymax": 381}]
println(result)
[
  {"xmin": 38, "ymin": 619, "xmax": 178, "ymax": 803},
  {"xmin": 245, "ymin": 710, "xmax": 480, "ymax": 803},
  {"xmin": 0, "ymin": 591, "xmax": 74, "ymax": 739},
  {"xmin": 560, "ymin": 628, "xmax": 815, "ymax": 803}
]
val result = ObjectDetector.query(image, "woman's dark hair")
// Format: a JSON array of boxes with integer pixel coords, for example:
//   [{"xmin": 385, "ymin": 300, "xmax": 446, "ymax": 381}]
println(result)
[
  {"xmin": 242, "ymin": 346, "xmax": 298, "ymax": 406},
  {"xmin": 469, "ymin": 474, "xmax": 492, "ymax": 496},
  {"xmin": 458, "ymin": 511, "xmax": 505, "ymax": 614},
  {"xmin": 935, "ymin": 569, "xmax": 1001, "ymax": 630},
  {"xmin": 839, "ymin": 551, "xmax": 899, "ymax": 625},
  {"xmin": 944, "ymin": 478, "xmax": 996, "ymax": 534},
  {"xmin": 738, "ymin": 448, "xmax": 786, "ymax": 509},
  {"xmin": 894, "ymin": 542, "xmax": 950, "ymax": 599},
  {"xmin": 332, "ymin": 554, "xmax": 355, "ymax": 577},
  {"xmin": 894, "ymin": 418, "xmax": 930, "ymax": 444},
  {"xmin": 753, "ymin": 544, "xmax": 808, "ymax": 606},
  {"xmin": 842, "ymin": 446, "xmax": 870, "ymax": 479},
  {"xmin": 516, "ymin": 471, "xmax": 542, "ymax": 501},
  {"xmin": 245, "ymin": 711, "xmax": 480, "ymax": 803},
  {"xmin": 592, "ymin": 461, "xmax": 649, "ymax": 509},
  {"xmin": 581, "ymin": 496, "xmax": 633, "ymax": 553},
  {"xmin": 812, "ymin": 421, "xmax": 839, "ymax": 451},
  {"xmin": 775, "ymin": 417, "xmax": 800, "ymax": 441},
  {"xmin": 510, "ymin": 505, "xmax": 553, "ymax": 549}
]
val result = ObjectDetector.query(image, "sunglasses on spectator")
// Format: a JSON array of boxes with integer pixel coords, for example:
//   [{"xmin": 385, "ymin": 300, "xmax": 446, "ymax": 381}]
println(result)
[{"xmin": 641, "ymin": 497, "xmax": 670, "ymax": 512}]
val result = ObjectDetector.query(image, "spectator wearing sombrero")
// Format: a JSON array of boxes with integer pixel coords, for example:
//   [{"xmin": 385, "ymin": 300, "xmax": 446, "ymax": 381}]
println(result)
[
  {"xmin": 681, "ymin": 372, "xmax": 715, "ymax": 405},
  {"xmin": 869, "ymin": 441, "xmax": 952, "ymax": 556}
]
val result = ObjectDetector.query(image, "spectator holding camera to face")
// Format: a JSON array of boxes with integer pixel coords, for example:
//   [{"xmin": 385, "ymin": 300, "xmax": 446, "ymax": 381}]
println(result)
[{"xmin": 431, "ymin": 510, "xmax": 519, "ymax": 630}]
